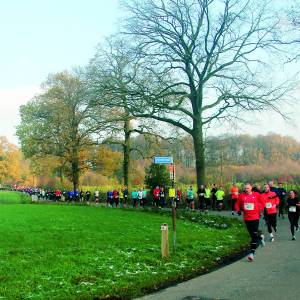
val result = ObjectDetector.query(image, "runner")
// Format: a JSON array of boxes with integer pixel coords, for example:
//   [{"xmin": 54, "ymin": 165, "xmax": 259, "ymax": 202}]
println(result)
[
  {"xmin": 186, "ymin": 186, "xmax": 195, "ymax": 210},
  {"xmin": 94, "ymin": 189, "xmax": 100, "ymax": 204},
  {"xmin": 113, "ymin": 188, "xmax": 119, "ymax": 207},
  {"xmin": 230, "ymin": 183, "xmax": 239, "ymax": 215},
  {"xmin": 79, "ymin": 190, "xmax": 84, "ymax": 202},
  {"xmin": 286, "ymin": 190, "xmax": 300, "ymax": 240},
  {"xmin": 215, "ymin": 186, "xmax": 225, "ymax": 211},
  {"xmin": 204, "ymin": 185, "xmax": 211, "ymax": 212},
  {"xmin": 119, "ymin": 189, "xmax": 124, "ymax": 208},
  {"xmin": 197, "ymin": 184, "xmax": 205, "ymax": 211},
  {"xmin": 175, "ymin": 188, "xmax": 182, "ymax": 209},
  {"xmin": 153, "ymin": 186, "xmax": 160, "ymax": 207},
  {"xmin": 159, "ymin": 187, "xmax": 165, "ymax": 208},
  {"xmin": 137, "ymin": 188, "xmax": 143, "ymax": 207},
  {"xmin": 85, "ymin": 190, "xmax": 91, "ymax": 205},
  {"xmin": 261, "ymin": 183, "xmax": 280, "ymax": 242},
  {"xmin": 235, "ymin": 183, "xmax": 265, "ymax": 262},
  {"xmin": 132, "ymin": 189, "xmax": 138, "ymax": 208},
  {"xmin": 123, "ymin": 187, "xmax": 128, "ymax": 208},
  {"xmin": 211, "ymin": 184, "xmax": 217, "ymax": 210},
  {"xmin": 142, "ymin": 188, "xmax": 147, "ymax": 206},
  {"xmin": 277, "ymin": 182, "xmax": 287, "ymax": 219}
]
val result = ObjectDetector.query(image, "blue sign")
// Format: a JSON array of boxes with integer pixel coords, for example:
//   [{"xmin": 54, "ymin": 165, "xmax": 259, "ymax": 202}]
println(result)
[{"xmin": 153, "ymin": 156, "xmax": 173, "ymax": 164}]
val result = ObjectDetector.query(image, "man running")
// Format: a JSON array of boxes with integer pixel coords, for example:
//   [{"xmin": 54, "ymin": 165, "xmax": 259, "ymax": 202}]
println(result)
[
  {"xmin": 153, "ymin": 186, "xmax": 160, "ymax": 207},
  {"xmin": 235, "ymin": 183, "xmax": 265, "ymax": 262},
  {"xmin": 204, "ymin": 185, "xmax": 211, "ymax": 212},
  {"xmin": 197, "ymin": 184, "xmax": 205, "ymax": 211},
  {"xmin": 277, "ymin": 182, "xmax": 287, "ymax": 219},
  {"xmin": 211, "ymin": 184, "xmax": 217, "ymax": 210},
  {"xmin": 261, "ymin": 184, "xmax": 280, "ymax": 242},
  {"xmin": 215, "ymin": 186, "xmax": 225, "ymax": 211},
  {"xmin": 186, "ymin": 186, "xmax": 195, "ymax": 210}
]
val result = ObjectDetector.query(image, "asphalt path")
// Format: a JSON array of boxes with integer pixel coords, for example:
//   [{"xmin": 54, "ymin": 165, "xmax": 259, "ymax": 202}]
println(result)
[{"xmin": 136, "ymin": 213, "xmax": 300, "ymax": 300}]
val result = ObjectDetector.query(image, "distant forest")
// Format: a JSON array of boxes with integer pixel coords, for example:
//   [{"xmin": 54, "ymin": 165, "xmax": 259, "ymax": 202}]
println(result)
[
  {"xmin": 1, "ymin": 133, "xmax": 300, "ymax": 188},
  {"xmin": 130, "ymin": 133, "xmax": 300, "ymax": 185}
]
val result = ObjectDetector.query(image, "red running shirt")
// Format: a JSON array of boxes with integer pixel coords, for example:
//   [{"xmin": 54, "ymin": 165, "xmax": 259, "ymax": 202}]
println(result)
[
  {"xmin": 235, "ymin": 192, "xmax": 265, "ymax": 221},
  {"xmin": 230, "ymin": 187, "xmax": 239, "ymax": 199},
  {"xmin": 260, "ymin": 191, "xmax": 280, "ymax": 214}
]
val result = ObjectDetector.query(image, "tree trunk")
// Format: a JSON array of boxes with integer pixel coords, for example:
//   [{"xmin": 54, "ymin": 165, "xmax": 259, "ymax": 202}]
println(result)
[
  {"xmin": 123, "ymin": 118, "xmax": 131, "ymax": 187},
  {"xmin": 59, "ymin": 166, "xmax": 64, "ymax": 188},
  {"xmin": 192, "ymin": 121, "xmax": 205, "ymax": 187},
  {"xmin": 71, "ymin": 146, "xmax": 79, "ymax": 191}
]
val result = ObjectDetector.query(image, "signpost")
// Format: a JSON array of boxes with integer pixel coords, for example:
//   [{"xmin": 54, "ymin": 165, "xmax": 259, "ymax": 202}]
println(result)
[
  {"xmin": 153, "ymin": 156, "xmax": 173, "ymax": 164},
  {"xmin": 154, "ymin": 156, "xmax": 176, "ymax": 254}
]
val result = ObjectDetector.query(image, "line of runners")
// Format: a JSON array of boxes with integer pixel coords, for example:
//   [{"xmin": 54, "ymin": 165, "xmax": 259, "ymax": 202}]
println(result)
[
  {"xmin": 16, "ymin": 181, "xmax": 299, "ymax": 262},
  {"xmin": 234, "ymin": 182, "xmax": 300, "ymax": 262}
]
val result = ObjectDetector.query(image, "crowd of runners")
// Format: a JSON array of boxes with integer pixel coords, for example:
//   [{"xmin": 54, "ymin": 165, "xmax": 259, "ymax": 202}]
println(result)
[
  {"xmin": 15, "ymin": 180, "xmax": 299, "ymax": 263},
  {"xmin": 232, "ymin": 181, "xmax": 300, "ymax": 262}
]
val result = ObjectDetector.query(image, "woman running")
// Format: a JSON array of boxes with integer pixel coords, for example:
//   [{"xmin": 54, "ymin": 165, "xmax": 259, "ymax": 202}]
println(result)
[{"xmin": 286, "ymin": 190, "xmax": 300, "ymax": 240}]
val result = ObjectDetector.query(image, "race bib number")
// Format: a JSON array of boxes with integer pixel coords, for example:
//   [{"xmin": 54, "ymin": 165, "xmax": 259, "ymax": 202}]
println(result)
[
  {"xmin": 200, "ymin": 193, "xmax": 204, "ymax": 196},
  {"xmin": 289, "ymin": 206, "xmax": 297, "ymax": 213},
  {"xmin": 266, "ymin": 202, "xmax": 272, "ymax": 209},
  {"xmin": 244, "ymin": 203, "xmax": 254, "ymax": 210}
]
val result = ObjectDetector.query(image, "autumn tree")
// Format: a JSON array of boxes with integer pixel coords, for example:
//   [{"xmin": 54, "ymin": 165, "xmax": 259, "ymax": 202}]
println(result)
[
  {"xmin": 17, "ymin": 71, "xmax": 107, "ymax": 191},
  {"xmin": 121, "ymin": 0, "xmax": 297, "ymax": 186},
  {"xmin": 0, "ymin": 137, "xmax": 21, "ymax": 185}
]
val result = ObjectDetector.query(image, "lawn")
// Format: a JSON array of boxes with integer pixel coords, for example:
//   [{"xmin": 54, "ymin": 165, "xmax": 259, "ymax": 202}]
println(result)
[
  {"xmin": 0, "ymin": 193, "xmax": 249, "ymax": 299},
  {"xmin": 0, "ymin": 191, "xmax": 31, "ymax": 204}
]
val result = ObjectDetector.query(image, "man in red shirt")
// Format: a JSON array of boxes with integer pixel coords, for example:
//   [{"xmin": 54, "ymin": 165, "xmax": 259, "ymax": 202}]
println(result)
[
  {"xmin": 113, "ymin": 189, "xmax": 119, "ymax": 207},
  {"xmin": 153, "ymin": 186, "xmax": 160, "ymax": 207},
  {"xmin": 235, "ymin": 183, "xmax": 265, "ymax": 262},
  {"xmin": 230, "ymin": 183, "xmax": 239, "ymax": 215},
  {"xmin": 260, "ymin": 183, "xmax": 280, "ymax": 242}
]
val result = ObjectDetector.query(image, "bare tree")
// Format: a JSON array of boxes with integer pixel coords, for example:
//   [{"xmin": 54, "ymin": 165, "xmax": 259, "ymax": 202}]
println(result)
[
  {"xmin": 86, "ymin": 37, "xmax": 173, "ymax": 186},
  {"xmin": 121, "ymin": 0, "xmax": 298, "ymax": 186}
]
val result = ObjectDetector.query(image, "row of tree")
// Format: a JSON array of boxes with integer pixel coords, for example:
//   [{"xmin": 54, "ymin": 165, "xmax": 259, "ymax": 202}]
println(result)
[
  {"xmin": 16, "ymin": 0, "xmax": 300, "ymax": 190},
  {"xmin": 3, "ymin": 132, "xmax": 300, "ymax": 189}
]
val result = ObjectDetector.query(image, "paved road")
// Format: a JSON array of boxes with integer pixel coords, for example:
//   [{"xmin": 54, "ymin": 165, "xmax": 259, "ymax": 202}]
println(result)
[{"xmin": 136, "ymin": 215, "xmax": 300, "ymax": 300}]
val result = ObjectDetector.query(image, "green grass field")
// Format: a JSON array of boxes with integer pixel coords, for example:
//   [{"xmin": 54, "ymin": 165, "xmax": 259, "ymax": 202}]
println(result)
[
  {"xmin": 0, "ymin": 191, "xmax": 31, "ymax": 204},
  {"xmin": 0, "ymin": 192, "xmax": 249, "ymax": 299}
]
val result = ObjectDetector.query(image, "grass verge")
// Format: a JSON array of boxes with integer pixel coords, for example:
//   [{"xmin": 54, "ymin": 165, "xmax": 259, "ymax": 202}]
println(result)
[
  {"xmin": 0, "ymin": 203, "xmax": 249, "ymax": 299},
  {"xmin": 0, "ymin": 191, "xmax": 31, "ymax": 204}
]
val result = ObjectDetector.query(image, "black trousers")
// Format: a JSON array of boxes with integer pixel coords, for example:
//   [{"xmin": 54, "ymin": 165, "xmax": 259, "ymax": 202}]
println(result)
[
  {"xmin": 245, "ymin": 219, "xmax": 260, "ymax": 254},
  {"xmin": 288, "ymin": 212, "xmax": 299, "ymax": 235},
  {"xmin": 266, "ymin": 213, "xmax": 277, "ymax": 233},
  {"xmin": 198, "ymin": 196, "xmax": 205, "ymax": 210},
  {"xmin": 231, "ymin": 198, "xmax": 237, "ymax": 211},
  {"xmin": 204, "ymin": 197, "xmax": 211, "ymax": 209},
  {"xmin": 278, "ymin": 199, "xmax": 285, "ymax": 216}
]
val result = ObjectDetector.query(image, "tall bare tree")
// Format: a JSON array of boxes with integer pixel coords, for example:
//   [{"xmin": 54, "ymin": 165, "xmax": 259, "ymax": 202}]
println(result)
[
  {"xmin": 121, "ymin": 0, "xmax": 297, "ymax": 186},
  {"xmin": 86, "ymin": 37, "xmax": 170, "ymax": 186}
]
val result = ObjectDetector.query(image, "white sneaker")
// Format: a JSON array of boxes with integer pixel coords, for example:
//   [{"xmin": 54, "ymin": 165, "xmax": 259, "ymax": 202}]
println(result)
[
  {"xmin": 260, "ymin": 234, "xmax": 265, "ymax": 247},
  {"xmin": 247, "ymin": 253, "xmax": 254, "ymax": 262},
  {"xmin": 292, "ymin": 236, "xmax": 296, "ymax": 240}
]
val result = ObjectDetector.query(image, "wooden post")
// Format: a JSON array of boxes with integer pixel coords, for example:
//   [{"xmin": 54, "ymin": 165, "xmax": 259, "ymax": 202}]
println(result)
[
  {"xmin": 161, "ymin": 224, "xmax": 169, "ymax": 258},
  {"xmin": 172, "ymin": 202, "xmax": 176, "ymax": 254}
]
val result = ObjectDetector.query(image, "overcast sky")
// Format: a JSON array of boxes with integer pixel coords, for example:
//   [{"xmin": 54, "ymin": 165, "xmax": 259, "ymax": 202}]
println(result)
[{"xmin": 0, "ymin": 0, "xmax": 299, "ymax": 145}]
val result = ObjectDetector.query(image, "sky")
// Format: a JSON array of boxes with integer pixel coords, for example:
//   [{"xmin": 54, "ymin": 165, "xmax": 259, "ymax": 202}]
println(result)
[{"xmin": 0, "ymin": 0, "xmax": 300, "ymax": 145}]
